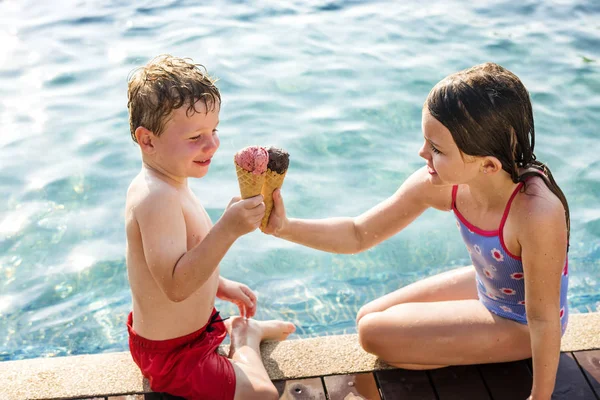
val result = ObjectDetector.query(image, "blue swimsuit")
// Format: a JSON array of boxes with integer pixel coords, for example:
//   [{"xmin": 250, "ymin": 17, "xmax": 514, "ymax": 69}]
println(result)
[{"xmin": 452, "ymin": 183, "xmax": 569, "ymax": 334}]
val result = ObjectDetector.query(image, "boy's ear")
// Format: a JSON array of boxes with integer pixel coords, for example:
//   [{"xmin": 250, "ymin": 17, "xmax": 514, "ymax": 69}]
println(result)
[
  {"xmin": 481, "ymin": 156, "xmax": 502, "ymax": 175},
  {"xmin": 135, "ymin": 126, "xmax": 157, "ymax": 155}
]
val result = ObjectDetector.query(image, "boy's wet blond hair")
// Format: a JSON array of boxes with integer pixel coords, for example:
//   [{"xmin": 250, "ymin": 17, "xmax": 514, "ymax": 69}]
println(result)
[{"xmin": 127, "ymin": 54, "xmax": 221, "ymax": 142}]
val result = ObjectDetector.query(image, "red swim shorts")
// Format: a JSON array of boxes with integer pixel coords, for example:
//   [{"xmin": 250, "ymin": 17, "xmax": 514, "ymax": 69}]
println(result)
[{"xmin": 127, "ymin": 309, "xmax": 236, "ymax": 400}]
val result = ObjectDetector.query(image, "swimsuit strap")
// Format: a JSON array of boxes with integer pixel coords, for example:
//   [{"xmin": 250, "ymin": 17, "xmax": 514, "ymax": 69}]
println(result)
[
  {"xmin": 452, "ymin": 183, "xmax": 523, "ymax": 230},
  {"xmin": 499, "ymin": 182, "xmax": 525, "ymax": 231},
  {"xmin": 498, "ymin": 182, "xmax": 525, "ymax": 260},
  {"xmin": 451, "ymin": 185, "xmax": 459, "ymax": 209}
]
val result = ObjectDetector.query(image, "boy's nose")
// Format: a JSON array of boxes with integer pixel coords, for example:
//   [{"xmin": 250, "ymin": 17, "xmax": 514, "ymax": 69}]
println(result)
[{"xmin": 203, "ymin": 135, "xmax": 219, "ymax": 151}]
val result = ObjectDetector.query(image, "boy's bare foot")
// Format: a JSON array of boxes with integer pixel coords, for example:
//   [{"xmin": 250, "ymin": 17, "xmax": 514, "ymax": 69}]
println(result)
[
  {"xmin": 229, "ymin": 316, "xmax": 295, "ymax": 341},
  {"xmin": 224, "ymin": 318, "xmax": 233, "ymax": 335}
]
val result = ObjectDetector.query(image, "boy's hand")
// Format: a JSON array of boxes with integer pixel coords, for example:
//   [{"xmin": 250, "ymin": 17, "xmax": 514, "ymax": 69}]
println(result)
[
  {"xmin": 263, "ymin": 189, "xmax": 288, "ymax": 235},
  {"xmin": 217, "ymin": 279, "xmax": 257, "ymax": 318},
  {"xmin": 222, "ymin": 195, "xmax": 265, "ymax": 238}
]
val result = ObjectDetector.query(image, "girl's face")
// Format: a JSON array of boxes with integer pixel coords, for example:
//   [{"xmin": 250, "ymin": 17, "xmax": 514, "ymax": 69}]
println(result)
[{"xmin": 418, "ymin": 109, "xmax": 480, "ymax": 185}]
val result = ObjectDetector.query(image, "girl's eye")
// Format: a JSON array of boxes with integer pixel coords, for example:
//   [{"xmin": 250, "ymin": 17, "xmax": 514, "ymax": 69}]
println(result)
[
  {"xmin": 212, "ymin": 129, "xmax": 219, "ymax": 135},
  {"xmin": 430, "ymin": 143, "xmax": 442, "ymax": 154},
  {"xmin": 190, "ymin": 135, "xmax": 201, "ymax": 140}
]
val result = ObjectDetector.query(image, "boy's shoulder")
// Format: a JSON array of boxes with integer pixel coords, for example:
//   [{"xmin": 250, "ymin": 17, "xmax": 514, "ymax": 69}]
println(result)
[{"xmin": 126, "ymin": 171, "xmax": 182, "ymax": 218}]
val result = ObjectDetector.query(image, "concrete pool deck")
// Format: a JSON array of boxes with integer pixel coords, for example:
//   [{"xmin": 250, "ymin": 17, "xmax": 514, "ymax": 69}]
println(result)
[{"xmin": 1, "ymin": 312, "xmax": 599, "ymax": 399}]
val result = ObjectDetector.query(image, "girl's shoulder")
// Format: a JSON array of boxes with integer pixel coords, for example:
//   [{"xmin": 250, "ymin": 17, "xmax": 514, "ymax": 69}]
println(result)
[
  {"xmin": 509, "ymin": 175, "xmax": 568, "ymax": 265},
  {"xmin": 512, "ymin": 175, "xmax": 566, "ymax": 227},
  {"xmin": 403, "ymin": 166, "xmax": 454, "ymax": 211}
]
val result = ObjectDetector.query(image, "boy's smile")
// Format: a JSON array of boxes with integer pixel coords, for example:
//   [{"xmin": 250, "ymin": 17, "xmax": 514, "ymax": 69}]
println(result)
[{"xmin": 145, "ymin": 101, "xmax": 220, "ymax": 182}]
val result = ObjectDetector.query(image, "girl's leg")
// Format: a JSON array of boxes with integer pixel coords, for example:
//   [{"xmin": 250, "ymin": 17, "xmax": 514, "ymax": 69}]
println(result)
[
  {"xmin": 226, "ymin": 317, "xmax": 295, "ymax": 400},
  {"xmin": 356, "ymin": 265, "xmax": 478, "ymax": 322},
  {"xmin": 358, "ymin": 299, "xmax": 531, "ymax": 369}
]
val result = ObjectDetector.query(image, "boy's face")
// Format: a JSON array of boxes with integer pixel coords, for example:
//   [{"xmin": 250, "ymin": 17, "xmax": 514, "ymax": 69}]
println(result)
[{"xmin": 152, "ymin": 102, "xmax": 220, "ymax": 180}]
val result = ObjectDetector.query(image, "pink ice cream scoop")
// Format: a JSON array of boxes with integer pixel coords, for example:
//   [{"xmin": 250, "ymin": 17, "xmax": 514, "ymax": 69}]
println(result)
[{"xmin": 234, "ymin": 146, "xmax": 269, "ymax": 175}]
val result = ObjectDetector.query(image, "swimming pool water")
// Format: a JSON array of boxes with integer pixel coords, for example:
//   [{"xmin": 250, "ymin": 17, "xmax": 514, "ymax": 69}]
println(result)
[{"xmin": 1, "ymin": 0, "xmax": 599, "ymax": 361}]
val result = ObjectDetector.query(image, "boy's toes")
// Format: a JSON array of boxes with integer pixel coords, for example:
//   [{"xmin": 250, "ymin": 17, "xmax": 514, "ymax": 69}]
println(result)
[
  {"xmin": 260, "ymin": 320, "xmax": 296, "ymax": 341},
  {"xmin": 223, "ymin": 318, "xmax": 233, "ymax": 334},
  {"xmin": 283, "ymin": 322, "xmax": 296, "ymax": 336}
]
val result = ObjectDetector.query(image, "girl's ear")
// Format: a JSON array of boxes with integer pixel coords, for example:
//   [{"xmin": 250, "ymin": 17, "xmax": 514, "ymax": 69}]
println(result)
[
  {"xmin": 481, "ymin": 156, "xmax": 502, "ymax": 175},
  {"xmin": 135, "ymin": 126, "xmax": 157, "ymax": 155}
]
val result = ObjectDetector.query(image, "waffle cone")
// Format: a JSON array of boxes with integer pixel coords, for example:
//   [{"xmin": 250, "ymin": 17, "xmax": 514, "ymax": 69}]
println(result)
[
  {"xmin": 260, "ymin": 168, "xmax": 287, "ymax": 231},
  {"xmin": 235, "ymin": 163, "xmax": 266, "ymax": 199}
]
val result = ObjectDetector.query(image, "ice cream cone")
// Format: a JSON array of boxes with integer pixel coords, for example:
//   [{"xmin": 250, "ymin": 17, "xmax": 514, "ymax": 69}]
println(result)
[
  {"xmin": 235, "ymin": 163, "xmax": 266, "ymax": 199},
  {"xmin": 260, "ymin": 168, "xmax": 287, "ymax": 230}
]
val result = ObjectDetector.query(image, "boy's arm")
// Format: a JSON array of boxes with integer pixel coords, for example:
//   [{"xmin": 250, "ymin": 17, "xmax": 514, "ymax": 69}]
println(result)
[
  {"xmin": 135, "ymin": 190, "xmax": 263, "ymax": 302},
  {"xmin": 520, "ymin": 200, "xmax": 567, "ymax": 400},
  {"xmin": 273, "ymin": 167, "xmax": 449, "ymax": 254}
]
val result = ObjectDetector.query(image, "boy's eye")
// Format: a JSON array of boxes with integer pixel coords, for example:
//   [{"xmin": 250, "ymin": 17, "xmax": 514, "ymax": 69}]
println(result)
[
  {"xmin": 430, "ymin": 143, "xmax": 442, "ymax": 154},
  {"xmin": 190, "ymin": 135, "xmax": 201, "ymax": 140}
]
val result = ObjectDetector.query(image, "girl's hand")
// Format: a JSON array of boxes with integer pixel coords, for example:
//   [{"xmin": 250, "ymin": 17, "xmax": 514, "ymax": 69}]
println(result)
[
  {"xmin": 263, "ymin": 189, "xmax": 288, "ymax": 236},
  {"xmin": 217, "ymin": 279, "xmax": 257, "ymax": 318}
]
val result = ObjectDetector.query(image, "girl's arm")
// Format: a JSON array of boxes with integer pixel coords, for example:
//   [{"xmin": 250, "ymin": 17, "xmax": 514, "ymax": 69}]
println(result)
[
  {"xmin": 519, "ymin": 195, "xmax": 568, "ymax": 400},
  {"xmin": 268, "ymin": 167, "xmax": 451, "ymax": 254}
]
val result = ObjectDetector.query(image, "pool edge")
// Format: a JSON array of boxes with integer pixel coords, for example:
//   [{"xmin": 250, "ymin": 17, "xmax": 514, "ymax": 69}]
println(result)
[{"xmin": 1, "ymin": 311, "xmax": 598, "ymax": 399}]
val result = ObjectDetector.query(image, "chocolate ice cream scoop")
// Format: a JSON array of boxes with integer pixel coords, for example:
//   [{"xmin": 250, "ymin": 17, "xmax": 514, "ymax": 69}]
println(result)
[
  {"xmin": 260, "ymin": 146, "xmax": 290, "ymax": 231},
  {"xmin": 266, "ymin": 146, "xmax": 289, "ymax": 173}
]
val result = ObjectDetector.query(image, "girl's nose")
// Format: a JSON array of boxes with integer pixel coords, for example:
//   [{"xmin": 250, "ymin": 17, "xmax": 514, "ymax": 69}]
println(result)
[{"xmin": 418, "ymin": 141, "xmax": 429, "ymax": 160}]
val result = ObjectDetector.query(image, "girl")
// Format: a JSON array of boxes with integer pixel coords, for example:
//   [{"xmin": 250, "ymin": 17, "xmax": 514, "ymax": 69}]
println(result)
[{"xmin": 265, "ymin": 63, "xmax": 569, "ymax": 400}]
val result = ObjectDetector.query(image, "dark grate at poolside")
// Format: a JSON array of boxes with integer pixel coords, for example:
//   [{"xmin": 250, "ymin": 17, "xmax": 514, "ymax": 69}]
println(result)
[
  {"xmin": 272, "ymin": 351, "xmax": 600, "ymax": 400},
  {"xmin": 86, "ymin": 350, "xmax": 599, "ymax": 400}
]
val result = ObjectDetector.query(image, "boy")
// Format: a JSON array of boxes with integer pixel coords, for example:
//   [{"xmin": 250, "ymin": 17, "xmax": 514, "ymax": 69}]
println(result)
[{"xmin": 125, "ymin": 54, "xmax": 295, "ymax": 400}]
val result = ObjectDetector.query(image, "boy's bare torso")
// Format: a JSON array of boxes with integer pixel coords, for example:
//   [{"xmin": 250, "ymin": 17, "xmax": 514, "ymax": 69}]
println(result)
[{"xmin": 126, "ymin": 170, "xmax": 218, "ymax": 340}]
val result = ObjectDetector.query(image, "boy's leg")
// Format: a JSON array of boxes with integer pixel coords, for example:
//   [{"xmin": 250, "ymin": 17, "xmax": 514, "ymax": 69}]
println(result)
[
  {"xmin": 356, "ymin": 265, "xmax": 478, "ymax": 322},
  {"xmin": 357, "ymin": 299, "xmax": 531, "ymax": 369},
  {"xmin": 226, "ymin": 318, "xmax": 295, "ymax": 400}
]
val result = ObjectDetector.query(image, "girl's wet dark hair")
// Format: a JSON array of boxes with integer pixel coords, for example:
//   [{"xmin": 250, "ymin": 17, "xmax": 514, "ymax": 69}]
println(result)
[{"xmin": 426, "ymin": 62, "xmax": 570, "ymax": 246}]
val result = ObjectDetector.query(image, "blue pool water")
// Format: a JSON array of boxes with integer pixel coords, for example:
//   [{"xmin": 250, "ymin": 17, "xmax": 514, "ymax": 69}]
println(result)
[{"xmin": 1, "ymin": 0, "xmax": 599, "ymax": 361}]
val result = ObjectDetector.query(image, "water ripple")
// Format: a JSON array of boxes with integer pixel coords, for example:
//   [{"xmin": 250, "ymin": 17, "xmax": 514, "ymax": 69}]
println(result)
[{"xmin": 0, "ymin": 0, "xmax": 599, "ymax": 361}]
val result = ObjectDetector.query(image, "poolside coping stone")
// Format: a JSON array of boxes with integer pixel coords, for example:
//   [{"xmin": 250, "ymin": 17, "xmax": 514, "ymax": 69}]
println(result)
[{"xmin": 1, "ymin": 311, "xmax": 598, "ymax": 400}]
